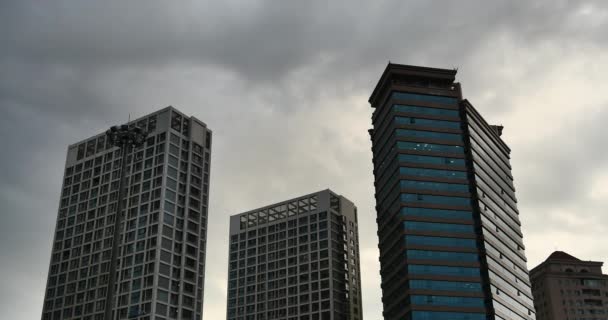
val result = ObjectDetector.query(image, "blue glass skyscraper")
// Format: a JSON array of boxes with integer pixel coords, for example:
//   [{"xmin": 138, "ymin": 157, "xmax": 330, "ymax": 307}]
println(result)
[{"xmin": 369, "ymin": 64, "xmax": 536, "ymax": 320}]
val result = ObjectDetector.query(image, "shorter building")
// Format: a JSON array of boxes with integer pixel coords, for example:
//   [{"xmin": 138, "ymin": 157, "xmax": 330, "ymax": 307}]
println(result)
[
  {"xmin": 530, "ymin": 251, "xmax": 608, "ymax": 320},
  {"xmin": 226, "ymin": 189, "xmax": 363, "ymax": 320}
]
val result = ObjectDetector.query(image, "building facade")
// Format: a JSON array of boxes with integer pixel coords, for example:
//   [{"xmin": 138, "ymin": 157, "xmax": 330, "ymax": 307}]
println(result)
[
  {"xmin": 41, "ymin": 107, "xmax": 212, "ymax": 320},
  {"xmin": 531, "ymin": 251, "xmax": 608, "ymax": 320},
  {"xmin": 226, "ymin": 190, "xmax": 363, "ymax": 320},
  {"xmin": 368, "ymin": 63, "xmax": 536, "ymax": 320}
]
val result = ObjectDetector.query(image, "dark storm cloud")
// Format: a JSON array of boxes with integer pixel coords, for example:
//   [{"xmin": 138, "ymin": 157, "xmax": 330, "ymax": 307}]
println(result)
[
  {"xmin": 2, "ymin": 1, "xmax": 608, "ymax": 319},
  {"xmin": 2, "ymin": 1, "xmax": 604, "ymax": 81}
]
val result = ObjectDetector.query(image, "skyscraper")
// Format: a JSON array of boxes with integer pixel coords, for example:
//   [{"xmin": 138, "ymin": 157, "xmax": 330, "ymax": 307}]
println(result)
[
  {"xmin": 41, "ymin": 107, "xmax": 212, "ymax": 320},
  {"xmin": 530, "ymin": 251, "xmax": 608, "ymax": 320},
  {"xmin": 368, "ymin": 63, "xmax": 536, "ymax": 320},
  {"xmin": 225, "ymin": 189, "xmax": 363, "ymax": 320}
]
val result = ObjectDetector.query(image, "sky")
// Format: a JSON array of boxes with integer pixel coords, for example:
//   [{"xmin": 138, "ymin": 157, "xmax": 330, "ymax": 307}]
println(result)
[{"xmin": 1, "ymin": 1, "xmax": 608, "ymax": 319}]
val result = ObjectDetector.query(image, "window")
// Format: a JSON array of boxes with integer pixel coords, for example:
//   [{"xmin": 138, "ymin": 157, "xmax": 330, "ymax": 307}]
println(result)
[
  {"xmin": 409, "ymin": 279, "xmax": 481, "ymax": 292},
  {"xmin": 396, "ymin": 129, "xmax": 463, "ymax": 142},
  {"xmin": 397, "ymin": 154, "xmax": 465, "ymax": 166},
  {"xmin": 408, "ymin": 265, "xmax": 480, "ymax": 277},
  {"xmin": 392, "ymin": 92, "xmax": 458, "ymax": 105},
  {"xmin": 405, "ymin": 235, "xmax": 476, "ymax": 248},
  {"xmin": 395, "ymin": 116, "xmax": 460, "ymax": 129},
  {"xmin": 400, "ymin": 207, "xmax": 472, "ymax": 220},
  {"xmin": 411, "ymin": 295, "xmax": 484, "ymax": 307},
  {"xmin": 399, "ymin": 166, "xmax": 467, "ymax": 179},
  {"xmin": 401, "ymin": 193, "xmax": 471, "ymax": 207},
  {"xmin": 410, "ymin": 311, "xmax": 485, "ymax": 320},
  {"xmin": 398, "ymin": 141, "xmax": 464, "ymax": 154},
  {"xmin": 404, "ymin": 221, "xmax": 474, "ymax": 233},
  {"xmin": 399, "ymin": 180, "xmax": 468, "ymax": 193}
]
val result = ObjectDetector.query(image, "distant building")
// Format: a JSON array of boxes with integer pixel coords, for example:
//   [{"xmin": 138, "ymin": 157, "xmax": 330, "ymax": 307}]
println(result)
[
  {"xmin": 226, "ymin": 190, "xmax": 363, "ymax": 320},
  {"xmin": 368, "ymin": 63, "xmax": 536, "ymax": 320},
  {"xmin": 41, "ymin": 107, "xmax": 212, "ymax": 320},
  {"xmin": 530, "ymin": 251, "xmax": 608, "ymax": 320}
]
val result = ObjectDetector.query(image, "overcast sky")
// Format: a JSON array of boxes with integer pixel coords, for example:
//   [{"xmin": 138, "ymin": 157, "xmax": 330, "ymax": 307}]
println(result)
[{"xmin": 1, "ymin": 1, "xmax": 608, "ymax": 319}]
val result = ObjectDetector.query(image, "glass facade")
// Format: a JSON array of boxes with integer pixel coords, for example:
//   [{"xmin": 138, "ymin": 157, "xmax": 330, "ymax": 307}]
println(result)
[
  {"xmin": 410, "ymin": 311, "xmax": 486, "ymax": 320},
  {"xmin": 410, "ymin": 295, "xmax": 484, "ymax": 307},
  {"xmin": 409, "ymin": 280, "xmax": 482, "ymax": 292},
  {"xmin": 407, "ymin": 265, "xmax": 481, "ymax": 277},
  {"xmin": 399, "ymin": 166, "xmax": 467, "ymax": 179},
  {"xmin": 399, "ymin": 207, "xmax": 473, "ymax": 220},
  {"xmin": 394, "ymin": 104, "xmax": 460, "ymax": 117},
  {"xmin": 370, "ymin": 64, "xmax": 536, "ymax": 320},
  {"xmin": 405, "ymin": 235, "xmax": 477, "ymax": 248},
  {"xmin": 395, "ymin": 116, "xmax": 460, "ymax": 129},
  {"xmin": 398, "ymin": 154, "xmax": 466, "ymax": 166},
  {"xmin": 400, "ymin": 193, "xmax": 471, "ymax": 206},
  {"xmin": 403, "ymin": 221, "xmax": 474, "ymax": 233},
  {"xmin": 399, "ymin": 180, "xmax": 469, "ymax": 193},
  {"xmin": 397, "ymin": 141, "xmax": 464, "ymax": 154}
]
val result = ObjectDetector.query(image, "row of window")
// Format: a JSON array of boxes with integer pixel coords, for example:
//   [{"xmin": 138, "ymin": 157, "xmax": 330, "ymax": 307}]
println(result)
[
  {"xmin": 392, "ymin": 92, "xmax": 459, "ymax": 106},
  {"xmin": 405, "ymin": 235, "xmax": 477, "ymax": 249},
  {"xmin": 408, "ymin": 264, "xmax": 480, "ymax": 277},
  {"xmin": 398, "ymin": 141, "xmax": 464, "ymax": 154},
  {"xmin": 404, "ymin": 221, "xmax": 474, "ymax": 233},
  {"xmin": 395, "ymin": 116, "xmax": 461, "ymax": 129},
  {"xmin": 410, "ymin": 310, "xmax": 485, "ymax": 320},
  {"xmin": 400, "ymin": 207, "xmax": 473, "ymax": 220},
  {"xmin": 397, "ymin": 154, "xmax": 465, "ymax": 166},
  {"xmin": 396, "ymin": 129, "xmax": 463, "ymax": 142},
  {"xmin": 400, "ymin": 180, "xmax": 469, "ymax": 193},
  {"xmin": 406, "ymin": 249, "xmax": 479, "ymax": 262},
  {"xmin": 401, "ymin": 193, "xmax": 471, "ymax": 207},
  {"xmin": 409, "ymin": 279, "xmax": 481, "ymax": 292},
  {"xmin": 410, "ymin": 295, "xmax": 484, "ymax": 307},
  {"xmin": 400, "ymin": 165, "xmax": 466, "ymax": 179}
]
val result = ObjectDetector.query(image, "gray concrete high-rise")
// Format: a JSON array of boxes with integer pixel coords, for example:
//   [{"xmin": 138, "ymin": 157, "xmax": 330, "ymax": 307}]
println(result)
[
  {"xmin": 369, "ymin": 63, "xmax": 536, "ymax": 320},
  {"xmin": 41, "ymin": 107, "xmax": 212, "ymax": 320},
  {"xmin": 226, "ymin": 190, "xmax": 363, "ymax": 320}
]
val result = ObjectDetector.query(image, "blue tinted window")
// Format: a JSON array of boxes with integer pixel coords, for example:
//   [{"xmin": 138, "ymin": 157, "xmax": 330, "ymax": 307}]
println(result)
[
  {"xmin": 406, "ymin": 250, "xmax": 479, "ymax": 262},
  {"xmin": 164, "ymin": 201, "xmax": 175, "ymax": 214},
  {"xmin": 400, "ymin": 167, "xmax": 467, "ymax": 180},
  {"xmin": 411, "ymin": 311, "xmax": 486, "ymax": 320},
  {"xmin": 396, "ymin": 129, "xmax": 463, "ymax": 142},
  {"xmin": 398, "ymin": 154, "xmax": 465, "ymax": 166},
  {"xmin": 395, "ymin": 116, "xmax": 460, "ymax": 129},
  {"xmin": 409, "ymin": 280, "xmax": 482, "ymax": 292},
  {"xmin": 404, "ymin": 221, "xmax": 474, "ymax": 233},
  {"xmin": 398, "ymin": 141, "xmax": 464, "ymax": 154},
  {"xmin": 405, "ymin": 235, "xmax": 477, "ymax": 248},
  {"xmin": 401, "ymin": 193, "xmax": 471, "ymax": 206},
  {"xmin": 166, "ymin": 178, "xmax": 177, "ymax": 191},
  {"xmin": 408, "ymin": 264, "xmax": 480, "ymax": 277},
  {"xmin": 400, "ymin": 207, "xmax": 473, "ymax": 220},
  {"xmin": 394, "ymin": 104, "xmax": 459, "ymax": 117},
  {"xmin": 167, "ymin": 166, "xmax": 178, "ymax": 179},
  {"xmin": 411, "ymin": 295, "xmax": 484, "ymax": 308},
  {"xmin": 400, "ymin": 180, "xmax": 469, "ymax": 193},
  {"xmin": 392, "ymin": 92, "xmax": 459, "ymax": 105}
]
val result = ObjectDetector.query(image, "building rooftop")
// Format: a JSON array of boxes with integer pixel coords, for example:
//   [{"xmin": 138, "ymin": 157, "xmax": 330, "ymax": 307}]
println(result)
[
  {"xmin": 368, "ymin": 62, "xmax": 458, "ymax": 105},
  {"xmin": 546, "ymin": 251, "xmax": 582, "ymax": 262}
]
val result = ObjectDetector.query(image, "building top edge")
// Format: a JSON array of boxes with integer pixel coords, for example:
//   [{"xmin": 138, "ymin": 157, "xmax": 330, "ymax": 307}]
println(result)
[
  {"xmin": 369, "ymin": 62, "xmax": 458, "ymax": 104},
  {"xmin": 231, "ymin": 188, "xmax": 345, "ymax": 218},
  {"xmin": 67, "ymin": 106, "xmax": 204, "ymax": 148}
]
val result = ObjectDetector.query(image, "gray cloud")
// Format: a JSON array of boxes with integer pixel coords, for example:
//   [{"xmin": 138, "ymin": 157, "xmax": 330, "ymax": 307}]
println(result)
[{"xmin": 2, "ymin": 1, "xmax": 608, "ymax": 319}]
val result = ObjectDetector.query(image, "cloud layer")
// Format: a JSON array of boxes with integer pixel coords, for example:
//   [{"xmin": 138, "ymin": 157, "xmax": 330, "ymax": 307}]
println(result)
[{"xmin": 1, "ymin": 1, "xmax": 608, "ymax": 319}]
